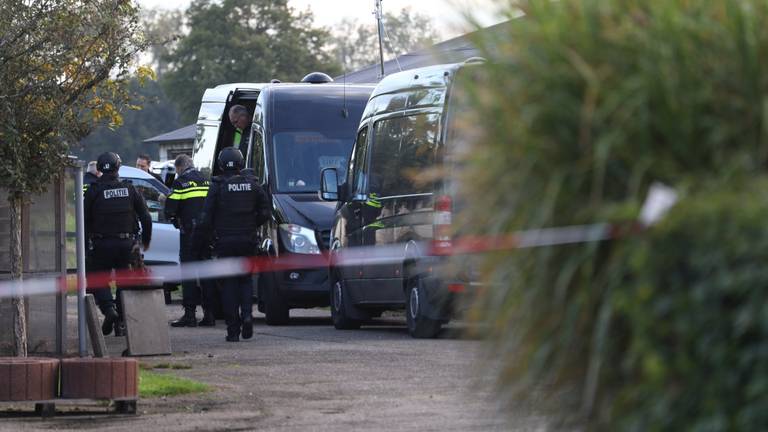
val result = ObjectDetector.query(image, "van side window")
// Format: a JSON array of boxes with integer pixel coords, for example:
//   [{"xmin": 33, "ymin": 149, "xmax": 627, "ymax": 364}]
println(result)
[
  {"xmin": 250, "ymin": 127, "xmax": 265, "ymax": 183},
  {"xmin": 350, "ymin": 127, "xmax": 369, "ymax": 194},
  {"xmin": 369, "ymin": 113, "xmax": 440, "ymax": 197}
]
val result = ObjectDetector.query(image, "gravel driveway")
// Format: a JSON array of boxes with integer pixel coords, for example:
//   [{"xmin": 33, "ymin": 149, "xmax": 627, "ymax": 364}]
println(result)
[{"xmin": 1, "ymin": 305, "xmax": 547, "ymax": 431}]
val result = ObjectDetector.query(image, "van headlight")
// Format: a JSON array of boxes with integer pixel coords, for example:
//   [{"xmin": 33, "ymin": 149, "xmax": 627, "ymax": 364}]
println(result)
[{"xmin": 279, "ymin": 224, "xmax": 320, "ymax": 254}]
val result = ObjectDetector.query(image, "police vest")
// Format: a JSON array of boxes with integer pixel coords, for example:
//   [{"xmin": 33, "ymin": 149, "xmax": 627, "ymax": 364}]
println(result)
[
  {"xmin": 166, "ymin": 169, "xmax": 210, "ymax": 229},
  {"xmin": 90, "ymin": 180, "xmax": 137, "ymax": 235},
  {"xmin": 214, "ymin": 175, "xmax": 260, "ymax": 234}
]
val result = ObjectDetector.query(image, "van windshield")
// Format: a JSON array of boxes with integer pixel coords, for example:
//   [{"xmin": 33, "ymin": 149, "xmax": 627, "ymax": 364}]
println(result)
[{"xmin": 272, "ymin": 132, "xmax": 353, "ymax": 193}]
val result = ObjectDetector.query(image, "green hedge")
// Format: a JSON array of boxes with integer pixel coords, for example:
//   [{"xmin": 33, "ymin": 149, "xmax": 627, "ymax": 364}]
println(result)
[
  {"xmin": 460, "ymin": 1, "xmax": 768, "ymax": 430},
  {"xmin": 615, "ymin": 185, "xmax": 768, "ymax": 431}
]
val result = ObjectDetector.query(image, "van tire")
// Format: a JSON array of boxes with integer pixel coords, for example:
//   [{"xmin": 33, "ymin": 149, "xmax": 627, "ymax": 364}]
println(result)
[
  {"xmin": 330, "ymin": 272, "xmax": 361, "ymax": 330},
  {"xmin": 406, "ymin": 277, "xmax": 442, "ymax": 338},
  {"xmin": 263, "ymin": 274, "xmax": 290, "ymax": 325}
]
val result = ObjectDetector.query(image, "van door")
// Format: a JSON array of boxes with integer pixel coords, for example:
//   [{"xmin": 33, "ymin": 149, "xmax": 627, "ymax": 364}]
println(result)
[
  {"xmin": 337, "ymin": 125, "xmax": 370, "ymax": 281},
  {"xmin": 362, "ymin": 113, "xmax": 441, "ymax": 280},
  {"xmin": 192, "ymin": 101, "xmax": 226, "ymax": 178}
]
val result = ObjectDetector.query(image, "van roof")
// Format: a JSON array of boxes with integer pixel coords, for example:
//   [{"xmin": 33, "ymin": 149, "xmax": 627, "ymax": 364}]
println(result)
[
  {"xmin": 370, "ymin": 62, "xmax": 465, "ymax": 99},
  {"xmin": 201, "ymin": 83, "xmax": 268, "ymax": 103},
  {"xmin": 261, "ymin": 83, "xmax": 376, "ymax": 100}
]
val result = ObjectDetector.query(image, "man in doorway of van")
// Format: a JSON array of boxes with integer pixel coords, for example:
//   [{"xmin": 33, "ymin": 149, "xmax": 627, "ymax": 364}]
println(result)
[{"xmin": 228, "ymin": 105, "xmax": 250, "ymax": 151}]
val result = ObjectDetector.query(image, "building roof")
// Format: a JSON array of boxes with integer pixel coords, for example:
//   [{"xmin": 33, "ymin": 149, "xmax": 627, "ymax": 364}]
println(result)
[
  {"xmin": 143, "ymin": 123, "xmax": 196, "ymax": 144},
  {"xmin": 337, "ymin": 20, "xmax": 508, "ymax": 84}
]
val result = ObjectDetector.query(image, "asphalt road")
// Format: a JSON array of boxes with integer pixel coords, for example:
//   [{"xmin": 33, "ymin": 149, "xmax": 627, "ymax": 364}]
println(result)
[{"xmin": 2, "ymin": 306, "xmax": 547, "ymax": 431}]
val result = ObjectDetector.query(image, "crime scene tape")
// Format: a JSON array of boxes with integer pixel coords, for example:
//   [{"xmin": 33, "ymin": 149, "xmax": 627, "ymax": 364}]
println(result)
[
  {"xmin": 0, "ymin": 221, "xmax": 643, "ymax": 301},
  {"xmin": 0, "ymin": 176, "xmax": 680, "ymax": 301}
]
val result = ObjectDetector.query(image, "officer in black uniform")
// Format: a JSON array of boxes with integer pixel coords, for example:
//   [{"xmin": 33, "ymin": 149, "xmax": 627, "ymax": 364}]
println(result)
[
  {"xmin": 84, "ymin": 152, "xmax": 153, "ymax": 336},
  {"xmin": 196, "ymin": 147, "xmax": 270, "ymax": 342},
  {"xmin": 165, "ymin": 154, "xmax": 216, "ymax": 327}
]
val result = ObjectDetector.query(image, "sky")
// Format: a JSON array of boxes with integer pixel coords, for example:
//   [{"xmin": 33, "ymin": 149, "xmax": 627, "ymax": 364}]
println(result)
[{"xmin": 136, "ymin": 0, "xmax": 507, "ymax": 40}]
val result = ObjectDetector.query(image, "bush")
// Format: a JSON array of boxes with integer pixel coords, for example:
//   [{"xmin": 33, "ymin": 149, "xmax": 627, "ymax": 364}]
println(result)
[
  {"xmin": 615, "ymin": 185, "xmax": 768, "ymax": 431},
  {"xmin": 460, "ymin": 0, "xmax": 768, "ymax": 429}
]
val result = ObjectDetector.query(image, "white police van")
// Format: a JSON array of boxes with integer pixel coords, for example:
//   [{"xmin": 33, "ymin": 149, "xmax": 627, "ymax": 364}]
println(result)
[{"xmin": 192, "ymin": 83, "xmax": 268, "ymax": 177}]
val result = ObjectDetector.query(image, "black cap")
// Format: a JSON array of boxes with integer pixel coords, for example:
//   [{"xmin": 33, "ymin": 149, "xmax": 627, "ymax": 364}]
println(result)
[
  {"xmin": 218, "ymin": 147, "xmax": 244, "ymax": 171},
  {"xmin": 97, "ymin": 152, "xmax": 121, "ymax": 173}
]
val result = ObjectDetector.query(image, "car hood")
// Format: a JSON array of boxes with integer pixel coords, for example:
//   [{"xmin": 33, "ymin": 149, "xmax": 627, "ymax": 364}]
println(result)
[{"xmin": 272, "ymin": 193, "xmax": 337, "ymax": 230}]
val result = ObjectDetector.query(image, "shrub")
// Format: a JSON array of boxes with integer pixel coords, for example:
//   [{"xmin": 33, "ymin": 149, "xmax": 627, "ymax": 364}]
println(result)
[
  {"xmin": 615, "ymin": 185, "xmax": 768, "ymax": 431},
  {"xmin": 460, "ymin": 0, "xmax": 768, "ymax": 429}
]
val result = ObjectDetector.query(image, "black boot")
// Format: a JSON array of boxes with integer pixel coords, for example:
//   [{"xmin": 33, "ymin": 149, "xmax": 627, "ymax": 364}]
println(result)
[
  {"xmin": 171, "ymin": 307, "xmax": 197, "ymax": 327},
  {"xmin": 225, "ymin": 322, "xmax": 240, "ymax": 342},
  {"xmin": 102, "ymin": 307, "xmax": 118, "ymax": 336},
  {"xmin": 198, "ymin": 309, "xmax": 215, "ymax": 327},
  {"xmin": 241, "ymin": 317, "xmax": 253, "ymax": 340},
  {"xmin": 225, "ymin": 330, "xmax": 240, "ymax": 342}
]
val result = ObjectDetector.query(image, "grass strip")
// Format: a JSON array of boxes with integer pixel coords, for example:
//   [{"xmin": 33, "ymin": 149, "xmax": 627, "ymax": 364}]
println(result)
[{"xmin": 139, "ymin": 370, "xmax": 210, "ymax": 398}]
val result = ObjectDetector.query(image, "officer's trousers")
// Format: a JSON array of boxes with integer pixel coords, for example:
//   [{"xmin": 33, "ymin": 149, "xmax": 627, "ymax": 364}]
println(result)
[
  {"xmin": 179, "ymin": 233, "xmax": 216, "ymax": 310},
  {"xmin": 215, "ymin": 235, "xmax": 256, "ymax": 335},
  {"xmin": 87, "ymin": 237, "xmax": 135, "ymax": 317}
]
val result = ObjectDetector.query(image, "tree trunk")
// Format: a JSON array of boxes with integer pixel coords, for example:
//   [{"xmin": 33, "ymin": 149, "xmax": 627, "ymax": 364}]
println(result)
[{"xmin": 9, "ymin": 192, "xmax": 27, "ymax": 357}]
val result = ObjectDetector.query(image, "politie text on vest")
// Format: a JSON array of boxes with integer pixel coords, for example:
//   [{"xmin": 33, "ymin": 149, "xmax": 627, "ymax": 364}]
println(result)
[
  {"xmin": 104, "ymin": 188, "xmax": 130, "ymax": 199},
  {"xmin": 228, "ymin": 183, "xmax": 252, "ymax": 192}
]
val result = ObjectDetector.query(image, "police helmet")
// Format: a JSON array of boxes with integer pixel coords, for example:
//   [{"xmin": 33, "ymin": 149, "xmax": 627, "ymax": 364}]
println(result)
[
  {"xmin": 97, "ymin": 152, "xmax": 121, "ymax": 173},
  {"xmin": 218, "ymin": 147, "xmax": 244, "ymax": 171}
]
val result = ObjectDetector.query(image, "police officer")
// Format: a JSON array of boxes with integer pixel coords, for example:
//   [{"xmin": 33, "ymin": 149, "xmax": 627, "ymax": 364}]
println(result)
[
  {"xmin": 196, "ymin": 147, "xmax": 270, "ymax": 342},
  {"xmin": 84, "ymin": 152, "xmax": 153, "ymax": 336},
  {"xmin": 83, "ymin": 161, "xmax": 101, "ymax": 190},
  {"xmin": 165, "ymin": 154, "xmax": 216, "ymax": 327}
]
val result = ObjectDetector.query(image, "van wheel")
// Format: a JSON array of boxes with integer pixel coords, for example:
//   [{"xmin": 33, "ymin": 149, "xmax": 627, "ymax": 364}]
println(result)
[
  {"xmin": 263, "ymin": 275, "xmax": 290, "ymax": 325},
  {"xmin": 406, "ymin": 278, "xmax": 442, "ymax": 338},
  {"xmin": 331, "ymin": 273, "xmax": 361, "ymax": 330}
]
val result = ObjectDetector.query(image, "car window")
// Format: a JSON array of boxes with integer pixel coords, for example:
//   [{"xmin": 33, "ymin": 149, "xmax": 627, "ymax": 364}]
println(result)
[
  {"xmin": 128, "ymin": 178, "xmax": 168, "ymax": 223},
  {"xmin": 349, "ymin": 127, "xmax": 369, "ymax": 195},
  {"xmin": 369, "ymin": 113, "xmax": 440, "ymax": 197}
]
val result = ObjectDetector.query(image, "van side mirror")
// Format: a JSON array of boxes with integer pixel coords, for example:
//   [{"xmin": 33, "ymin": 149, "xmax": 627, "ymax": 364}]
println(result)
[{"xmin": 320, "ymin": 168, "xmax": 339, "ymax": 201}]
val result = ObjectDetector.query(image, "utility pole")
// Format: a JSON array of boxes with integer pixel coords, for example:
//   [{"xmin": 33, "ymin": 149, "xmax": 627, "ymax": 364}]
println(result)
[{"xmin": 374, "ymin": 0, "xmax": 385, "ymax": 78}]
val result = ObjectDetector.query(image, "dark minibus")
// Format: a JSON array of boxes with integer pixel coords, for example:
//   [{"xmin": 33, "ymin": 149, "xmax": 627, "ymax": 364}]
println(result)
[
  {"xmin": 320, "ymin": 61, "xmax": 482, "ymax": 338},
  {"xmin": 248, "ymin": 79, "xmax": 375, "ymax": 324}
]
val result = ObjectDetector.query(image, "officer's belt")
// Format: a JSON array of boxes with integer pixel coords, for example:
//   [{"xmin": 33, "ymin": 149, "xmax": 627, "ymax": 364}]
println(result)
[{"xmin": 91, "ymin": 233, "xmax": 135, "ymax": 240}]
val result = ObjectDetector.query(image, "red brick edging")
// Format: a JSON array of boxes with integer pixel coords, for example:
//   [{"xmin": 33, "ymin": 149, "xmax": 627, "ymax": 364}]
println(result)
[
  {"xmin": 60, "ymin": 358, "xmax": 138, "ymax": 399},
  {"xmin": 0, "ymin": 357, "xmax": 59, "ymax": 401}
]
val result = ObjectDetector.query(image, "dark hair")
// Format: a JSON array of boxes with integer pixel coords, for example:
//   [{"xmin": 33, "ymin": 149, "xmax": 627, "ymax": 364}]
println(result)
[
  {"xmin": 137, "ymin": 153, "xmax": 152, "ymax": 162},
  {"xmin": 229, "ymin": 105, "xmax": 248, "ymax": 117}
]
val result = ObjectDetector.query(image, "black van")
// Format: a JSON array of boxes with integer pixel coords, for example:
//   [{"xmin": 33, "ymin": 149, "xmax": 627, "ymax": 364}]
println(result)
[
  {"xmin": 320, "ymin": 61, "xmax": 481, "ymax": 338},
  {"xmin": 248, "ymin": 80, "xmax": 375, "ymax": 324}
]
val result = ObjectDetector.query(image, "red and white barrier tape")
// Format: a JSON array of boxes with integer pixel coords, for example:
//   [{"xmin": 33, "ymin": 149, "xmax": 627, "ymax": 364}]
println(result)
[
  {"xmin": 0, "ymin": 222, "xmax": 643, "ymax": 300},
  {"xmin": 0, "ymin": 181, "xmax": 679, "ymax": 300}
]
